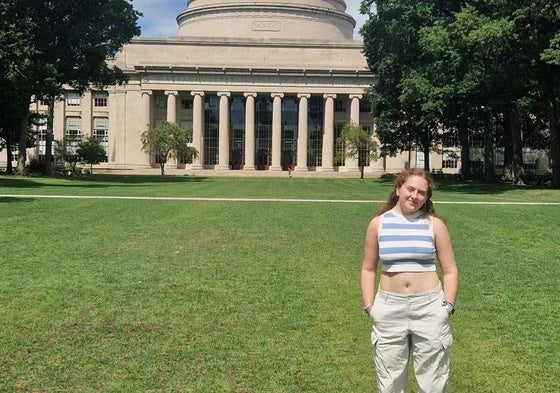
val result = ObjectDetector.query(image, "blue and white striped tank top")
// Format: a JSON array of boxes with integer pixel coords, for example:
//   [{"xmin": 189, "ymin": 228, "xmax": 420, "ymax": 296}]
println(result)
[{"xmin": 378, "ymin": 209, "xmax": 437, "ymax": 272}]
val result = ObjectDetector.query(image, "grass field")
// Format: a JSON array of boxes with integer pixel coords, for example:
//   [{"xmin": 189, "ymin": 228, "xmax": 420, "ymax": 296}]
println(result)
[{"xmin": 0, "ymin": 175, "xmax": 559, "ymax": 392}]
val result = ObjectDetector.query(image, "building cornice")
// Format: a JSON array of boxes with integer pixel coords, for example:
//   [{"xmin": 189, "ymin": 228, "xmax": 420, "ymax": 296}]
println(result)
[{"xmin": 129, "ymin": 36, "xmax": 364, "ymax": 48}]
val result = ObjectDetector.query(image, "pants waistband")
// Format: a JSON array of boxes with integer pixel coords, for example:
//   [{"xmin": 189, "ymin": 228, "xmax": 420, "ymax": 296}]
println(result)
[{"xmin": 377, "ymin": 283, "xmax": 442, "ymax": 300}]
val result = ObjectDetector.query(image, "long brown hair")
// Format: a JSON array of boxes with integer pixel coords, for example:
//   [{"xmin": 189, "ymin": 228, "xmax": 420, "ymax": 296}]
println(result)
[{"xmin": 376, "ymin": 168, "xmax": 436, "ymax": 216}]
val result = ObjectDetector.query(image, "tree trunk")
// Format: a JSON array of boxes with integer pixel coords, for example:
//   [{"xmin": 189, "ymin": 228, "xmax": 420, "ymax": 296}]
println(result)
[
  {"xmin": 458, "ymin": 114, "xmax": 470, "ymax": 179},
  {"xmin": 547, "ymin": 98, "xmax": 560, "ymax": 188},
  {"xmin": 483, "ymin": 107, "xmax": 496, "ymax": 182},
  {"xmin": 501, "ymin": 109, "xmax": 514, "ymax": 181},
  {"xmin": 43, "ymin": 98, "xmax": 55, "ymax": 176},
  {"xmin": 6, "ymin": 141, "xmax": 14, "ymax": 173},
  {"xmin": 509, "ymin": 104, "xmax": 525, "ymax": 185},
  {"xmin": 15, "ymin": 110, "xmax": 29, "ymax": 176},
  {"xmin": 422, "ymin": 130, "xmax": 431, "ymax": 171}
]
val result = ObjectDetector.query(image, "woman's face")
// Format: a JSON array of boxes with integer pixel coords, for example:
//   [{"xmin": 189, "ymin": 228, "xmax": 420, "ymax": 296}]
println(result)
[{"xmin": 394, "ymin": 175, "xmax": 429, "ymax": 215}]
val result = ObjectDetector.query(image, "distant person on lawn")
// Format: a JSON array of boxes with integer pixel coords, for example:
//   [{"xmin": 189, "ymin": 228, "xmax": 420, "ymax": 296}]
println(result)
[{"xmin": 360, "ymin": 168, "xmax": 459, "ymax": 393}]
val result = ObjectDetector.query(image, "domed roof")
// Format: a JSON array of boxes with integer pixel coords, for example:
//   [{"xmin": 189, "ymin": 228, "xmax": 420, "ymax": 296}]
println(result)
[{"xmin": 177, "ymin": 0, "xmax": 356, "ymax": 41}]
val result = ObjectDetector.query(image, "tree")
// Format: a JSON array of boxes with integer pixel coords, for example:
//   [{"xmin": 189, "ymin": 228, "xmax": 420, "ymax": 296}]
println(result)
[
  {"xmin": 334, "ymin": 123, "xmax": 378, "ymax": 179},
  {"xmin": 0, "ymin": 0, "xmax": 141, "ymax": 175},
  {"xmin": 77, "ymin": 137, "xmax": 106, "ymax": 175},
  {"xmin": 360, "ymin": 0, "xmax": 461, "ymax": 171},
  {"xmin": 141, "ymin": 121, "xmax": 198, "ymax": 176},
  {"xmin": 53, "ymin": 137, "xmax": 80, "ymax": 175}
]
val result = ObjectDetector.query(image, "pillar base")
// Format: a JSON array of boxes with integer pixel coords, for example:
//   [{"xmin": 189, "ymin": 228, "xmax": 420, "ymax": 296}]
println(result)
[{"xmin": 269, "ymin": 166, "xmax": 283, "ymax": 171}]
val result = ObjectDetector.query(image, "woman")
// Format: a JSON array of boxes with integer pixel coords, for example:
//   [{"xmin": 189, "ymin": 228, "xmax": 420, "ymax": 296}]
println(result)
[{"xmin": 360, "ymin": 168, "xmax": 458, "ymax": 393}]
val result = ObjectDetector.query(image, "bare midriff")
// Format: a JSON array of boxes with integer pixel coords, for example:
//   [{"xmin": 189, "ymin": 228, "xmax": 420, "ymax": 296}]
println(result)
[{"xmin": 379, "ymin": 271, "xmax": 440, "ymax": 294}]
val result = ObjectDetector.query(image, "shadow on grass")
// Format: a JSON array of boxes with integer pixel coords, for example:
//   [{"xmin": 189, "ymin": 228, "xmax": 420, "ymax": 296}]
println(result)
[
  {"xmin": 0, "ymin": 197, "xmax": 36, "ymax": 203},
  {"xmin": 378, "ymin": 173, "xmax": 527, "ymax": 195},
  {"xmin": 0, "ymin": 174, "xmax": 212, "ymax": 189}
]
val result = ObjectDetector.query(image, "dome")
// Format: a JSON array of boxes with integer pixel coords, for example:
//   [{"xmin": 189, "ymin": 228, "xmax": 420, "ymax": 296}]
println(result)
[{"xmin": 177, "ymin": 0, "xmax": 356, "ymax": 41}]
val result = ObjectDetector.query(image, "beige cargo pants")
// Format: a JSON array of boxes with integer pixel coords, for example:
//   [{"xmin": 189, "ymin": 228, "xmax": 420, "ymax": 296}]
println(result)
[{"xmin": 369, "ymin": 284, "xmax": 453, "ymax": 393}]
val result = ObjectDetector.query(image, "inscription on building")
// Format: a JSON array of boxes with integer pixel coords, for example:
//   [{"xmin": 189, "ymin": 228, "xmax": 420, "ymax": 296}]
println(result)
[{"xmin": 252, "ymin": 21, "xmax": 281, "ymax": 31}]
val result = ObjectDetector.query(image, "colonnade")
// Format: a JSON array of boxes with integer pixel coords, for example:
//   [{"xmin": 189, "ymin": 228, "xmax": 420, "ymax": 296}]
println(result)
[{"xmin": 141, "ymin": 90, "xmax": 365, "ymax": 172}]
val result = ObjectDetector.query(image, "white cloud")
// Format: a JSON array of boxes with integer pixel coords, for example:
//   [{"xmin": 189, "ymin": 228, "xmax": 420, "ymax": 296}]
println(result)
[{"xmin": 135, "ymin": 0, "xmax": 367, "ymax": 40}]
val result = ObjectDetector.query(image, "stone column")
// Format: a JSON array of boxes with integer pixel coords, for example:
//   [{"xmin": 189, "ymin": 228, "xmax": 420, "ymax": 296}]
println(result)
[
  {"xmin": 165, "ymin": 90, "xmax": 178, "ymax": 123},
  {"xmin": 140, "ymin": 90, "xmax": 153, "ymax": 166},
  {"xmin": 244, "ymin": 93, "xmax": 257, "ymax": 170},
  {"xmin": 82, "ymin": 91, "xmax": 92, "ymax": 137},
  {"xmin": 190, "ymin": 91, "xmax": 205, "ymax": 169},
  {"xmin": 345, "ymin": 94, "xmax": 362, "ymax": 172},
  {"xmin": 270, "ymin": 92, "xmax": 284, "ymax": 171},
  {"xmin": 216, "ymin": 92, "xmax": 231, "ymax": 170},
  {"xmin": 296, "ymin": 93, "xmax": 310, "ymax": 171},
  {"xmin": 321, "ymin": 94, "xmax": 336, "ymax": 171},
  {"xmin": 141, "ymin": 90, "xmax": 152, "ymax": 131}
]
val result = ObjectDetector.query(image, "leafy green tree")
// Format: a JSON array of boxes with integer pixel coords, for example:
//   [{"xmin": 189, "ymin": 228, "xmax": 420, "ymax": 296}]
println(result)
[
  {"xmin": 141, "ymin": 121, "xmax": 198, "ymax": 176},
  {"xmin": 77, "ymin": 137, "xmax": 106, "ymax": 175},
  {"xmin": 334, "ymin": 123, "xmax": 378, "ymax": 179},
  {"xmin": 0, "ymin": 0, "xmax": 141, "ymax": 175},
  {"xmin": 360, "ymin": 0, "xmax": 461, "ymax": 170},
  {"xmin": 53, "ymin": 137, "xmax": 81, "ymax": 175}
]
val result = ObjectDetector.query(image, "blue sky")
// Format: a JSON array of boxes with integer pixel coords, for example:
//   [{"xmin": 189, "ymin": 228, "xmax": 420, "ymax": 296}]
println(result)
[{"xmin": 134, "ymin": 0, "xmax": 367, "ymax": 40}]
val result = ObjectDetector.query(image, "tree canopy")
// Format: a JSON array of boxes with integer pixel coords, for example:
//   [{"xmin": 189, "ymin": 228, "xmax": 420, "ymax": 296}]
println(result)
[
  {"xmin": 334, "ymin": 123, "xmax": 378, "ymax": 179},
  {"xmin": 361, "ymin": 0, "xmax": 560, "ymax": 186},
  {"xmin": 0, "ymin": 0, "xmax": 141, "ymax": 175},
  {"xmin": 141, "ymin": 121, "xmax": 199, "ymax": 176}
]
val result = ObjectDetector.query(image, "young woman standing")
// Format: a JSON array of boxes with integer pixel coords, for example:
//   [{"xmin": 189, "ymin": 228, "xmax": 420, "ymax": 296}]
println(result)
[{"xmin": 360, "ymin": 168, "xmax": 459, "ymax": 393}]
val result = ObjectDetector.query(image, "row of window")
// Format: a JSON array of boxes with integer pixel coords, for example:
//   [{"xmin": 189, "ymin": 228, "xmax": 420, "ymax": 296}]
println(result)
[
  {"xmin": 37, "ymin": 116, "xmax": 109, "ymax": 162},
  {"xmin": 153, "ymin": 96, "xmax": 372, "ymax": 113},
  {"xmin": 65, "ymin": 91, "xmax": 108, "ymax": 107}
]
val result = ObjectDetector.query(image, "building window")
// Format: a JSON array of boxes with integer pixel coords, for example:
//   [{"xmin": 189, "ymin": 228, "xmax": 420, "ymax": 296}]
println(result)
[
  {"xmin": 359, "ymin": 100, "xmax": 371, "ymax": 113},
  {"xmin": 442, "ymin": 151, "xmax": 458, "ymax": 168},
  {"xmin": 93, "ymin": 92, "xmax": 108, "ymax": 107},
  {"xmin": 308, "ymin": 96, "xmax": 324, "ymax": 167},
  {"xmin": 65, "ymin": 116, "xmax": 82, "ymax": 155},
  {"xmin": 66, "ymin": 92, "xmax": 81, "ymax": 106},
  {"xmin": 155, "ymin": 96, "xmax": 167, "ymax": 109},
  {"xmin": 204, "ymin": 96, "xmax": 219, "ymax": 166},
  {"xmin": 334, "ymin": 99, "xmax": 346, "ymax": 112},
  {"xmin": 230, "ymin": 96, "xmax": 246, "ymax": 169},
  {"xmin": 334, "ymin": 123, "xmax": 345, "ymax": 166},
  {"xmin": 37, "ymin": 120, "xmax": 48, "ymax": 160},
  {"xmin": 93, "ymin": 117, "xmax": 109, "ymax": 162},
  {"xmin": 255, "ymin": 97, "xmax": 272, "ymax": 169},
  {"xmin": 181, "ymin": 98, "xmax": 193, "ymax": 109},
  {"xmin": 281, "ymin": 97, "xmax": 297, "ymax": 170},
  {"xmin": 523, "ymin": 147, "xmax": 538, "ymax": 172}
]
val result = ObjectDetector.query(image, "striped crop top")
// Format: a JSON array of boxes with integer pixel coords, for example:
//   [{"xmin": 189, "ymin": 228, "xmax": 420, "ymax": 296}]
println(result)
[{"xmin": 378, "ymin": 209, "xmax": 437, "ymax": 272}]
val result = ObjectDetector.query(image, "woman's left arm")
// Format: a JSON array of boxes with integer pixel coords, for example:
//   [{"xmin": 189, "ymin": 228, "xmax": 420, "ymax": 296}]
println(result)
[{"xmin": 433, "ymin": 216, "xmax": 458, "ymax": 305}]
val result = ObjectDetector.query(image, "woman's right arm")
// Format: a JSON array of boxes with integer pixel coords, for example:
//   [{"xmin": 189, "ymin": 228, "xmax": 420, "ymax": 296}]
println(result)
[{"xmin": 360, "ymin": 216, "xmax": 380, "ymax": 312}]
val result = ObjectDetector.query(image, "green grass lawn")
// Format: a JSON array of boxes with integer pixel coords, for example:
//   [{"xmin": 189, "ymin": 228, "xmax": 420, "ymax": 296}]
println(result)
[{"xmin": 0, "ymin": 175, "xmax": 559, "ymax": 392}]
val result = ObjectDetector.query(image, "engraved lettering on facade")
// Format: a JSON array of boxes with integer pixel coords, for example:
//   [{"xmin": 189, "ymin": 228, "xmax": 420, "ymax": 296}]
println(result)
[{"xmin": 252, "ymin": 21, "xmax": 281, "ymax": 31}]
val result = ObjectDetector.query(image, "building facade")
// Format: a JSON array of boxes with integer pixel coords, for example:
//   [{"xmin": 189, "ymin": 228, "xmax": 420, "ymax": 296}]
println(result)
[{"xmin": 2, "ymin": 0, "xmax": 551, "ymax": 176}]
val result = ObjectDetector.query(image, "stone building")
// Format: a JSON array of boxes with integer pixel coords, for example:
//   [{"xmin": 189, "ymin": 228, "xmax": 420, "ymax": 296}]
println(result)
[{"xmin": 2, "ymin": 0, "xmax": 550, "ymax": 176}]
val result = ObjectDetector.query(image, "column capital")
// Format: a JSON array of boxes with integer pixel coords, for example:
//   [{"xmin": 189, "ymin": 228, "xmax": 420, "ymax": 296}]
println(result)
[
  {"xmin": 217, "ymin": 91, "xmax": 231, "ymax": 97},
  {"xmin": 271, "ymin": 92, "xmax": 285, "ymax": 99},
  {"xmin": 297, "ymin": 93, "xmax": 311, "ymax": 99},
  {"xmin": 141, "ymin": 90, "xmax": 153, "ymax": 96},
  {"xmin": 349, "ymin": 94, "xmax": 363, "ymax": 100},
  {"xmin": 190, "ymin": 91, "xmax": 205, "ymax": 97},
  {"xmin": 243, "ymin": 92, "xmax": 257, "ymax": 98},
  {"xmin": 164, "ymin": 90, "xmax": 178, "ymax": 96},
  {"xmin": 323, "ymin": 93, "xmax": 337, "ymax": 99}
]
